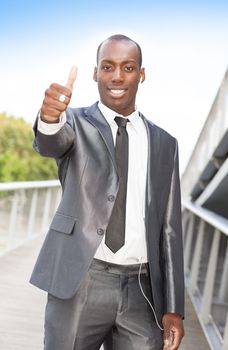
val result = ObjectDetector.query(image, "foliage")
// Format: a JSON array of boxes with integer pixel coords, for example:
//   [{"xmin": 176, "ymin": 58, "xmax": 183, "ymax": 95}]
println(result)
[{"xmin": 0, "ymin": 112, "xmax": 57, "ymax": 182}]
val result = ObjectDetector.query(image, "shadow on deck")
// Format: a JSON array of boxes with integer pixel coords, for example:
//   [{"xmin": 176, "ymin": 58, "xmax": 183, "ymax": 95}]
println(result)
[{"xmin": 0, "ymin": 237, "xmax": 210, "ymax": 350}]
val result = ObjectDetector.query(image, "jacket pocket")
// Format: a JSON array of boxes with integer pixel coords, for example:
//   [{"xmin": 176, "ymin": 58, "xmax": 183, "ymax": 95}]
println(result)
[{"xmin": 50, "ymin": 212, "xmax": 76, "ymax": 234}]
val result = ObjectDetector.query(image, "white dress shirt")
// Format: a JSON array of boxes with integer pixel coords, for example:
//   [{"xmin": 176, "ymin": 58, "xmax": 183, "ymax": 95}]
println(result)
[{"xmin": 38, "ymin": 102, "xmax": 148, "ymax": 264}]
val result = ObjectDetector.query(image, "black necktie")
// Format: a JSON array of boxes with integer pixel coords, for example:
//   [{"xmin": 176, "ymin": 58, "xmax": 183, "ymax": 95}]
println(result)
[{"xmin": 105, "ymin": 116, "xmax": 129, "ymax": 253}]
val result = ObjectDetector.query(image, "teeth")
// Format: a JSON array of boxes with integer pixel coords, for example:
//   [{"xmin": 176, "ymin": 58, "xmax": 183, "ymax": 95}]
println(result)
[{"xmin": 110, "ymin": 89, "xmax": 125, "ymax": 95}]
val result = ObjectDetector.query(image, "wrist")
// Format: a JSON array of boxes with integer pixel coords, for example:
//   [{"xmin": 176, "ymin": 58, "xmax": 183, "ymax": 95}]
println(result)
[{"xmin": 41, "ymin": 114, "xmax": 60, "ymax": 124}]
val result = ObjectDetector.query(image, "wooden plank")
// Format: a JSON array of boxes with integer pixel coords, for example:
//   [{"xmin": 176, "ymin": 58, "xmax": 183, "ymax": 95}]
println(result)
[
  {"xmin": 0, "ymin": 237, "xmax": 46, "ymax": 349},
  {"xmin": 180, "ymin": 292, "xmax": 210, "ymax": 350}
]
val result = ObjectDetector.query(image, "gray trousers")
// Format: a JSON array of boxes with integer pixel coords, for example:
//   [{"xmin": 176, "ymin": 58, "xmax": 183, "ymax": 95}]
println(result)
[{"xmin": 44, "ymin": 259, "xmax": 163, "ymax": 350}]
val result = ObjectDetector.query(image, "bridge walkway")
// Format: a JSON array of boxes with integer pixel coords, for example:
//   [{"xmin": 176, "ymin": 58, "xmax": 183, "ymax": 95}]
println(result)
[{"xmin": 0, "ymin": 237, "xmax": 210, "ymax": 350}]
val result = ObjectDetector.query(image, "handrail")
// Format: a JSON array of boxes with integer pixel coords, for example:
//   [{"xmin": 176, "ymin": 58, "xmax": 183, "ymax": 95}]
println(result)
[
  {"xmin": 182, "ymin": 201, "xmax": 228, "ymax": 350},
  {"xmin": 0, "ymin": 180, "xmax": 60, "ymax": 191},
  {"xmin": 182, "ymin": 200, "xmax": 228, "ymax": 236},
  {"xmin": 181, "ymin": 68, "xmax": 228, "ymax": 200},
  {"xmin": 0, "ymin": 180, "xmax": 61, "ymax": 255}
]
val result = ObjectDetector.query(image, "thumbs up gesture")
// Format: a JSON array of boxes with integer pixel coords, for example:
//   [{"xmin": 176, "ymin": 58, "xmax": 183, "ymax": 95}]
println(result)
[{"xmin": 41, "ymin": 66, "xmax": 78, "ymax": 123}]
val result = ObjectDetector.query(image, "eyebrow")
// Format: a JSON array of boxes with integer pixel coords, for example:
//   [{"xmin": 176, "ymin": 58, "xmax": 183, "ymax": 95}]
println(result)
[{"xmin": 99, "ymin": 59, "xmax": 138, "ymax": 65}]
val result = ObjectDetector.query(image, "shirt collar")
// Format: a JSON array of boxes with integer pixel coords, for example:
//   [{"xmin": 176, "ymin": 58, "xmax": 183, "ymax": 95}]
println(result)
[{"xmin": 98, "ymin": 101, "xmax": 141, "ymax": 130}]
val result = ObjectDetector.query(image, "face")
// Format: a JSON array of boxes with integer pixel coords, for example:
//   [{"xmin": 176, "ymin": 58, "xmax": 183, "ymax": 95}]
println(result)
[{"xmin": 93, "ymin": 39, "xmax": 145, "ymax": 116}]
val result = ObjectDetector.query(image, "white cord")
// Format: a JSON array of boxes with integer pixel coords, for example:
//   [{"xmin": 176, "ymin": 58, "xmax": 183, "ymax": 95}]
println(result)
[{"xmin": 138, "ymin": 262, "xmax": 164, "ymax": 331}]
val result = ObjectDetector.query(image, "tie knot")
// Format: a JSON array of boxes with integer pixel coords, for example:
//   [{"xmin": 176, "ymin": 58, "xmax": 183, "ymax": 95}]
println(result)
[{"xmin": 115, "ymin": 116, "xmax": 129, "ymax": 128}]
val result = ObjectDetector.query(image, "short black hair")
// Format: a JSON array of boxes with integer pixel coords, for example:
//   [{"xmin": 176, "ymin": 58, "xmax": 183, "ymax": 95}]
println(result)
[{"xmin": 96, "ymin": 34, "xmax": 142, "ymax": 68}]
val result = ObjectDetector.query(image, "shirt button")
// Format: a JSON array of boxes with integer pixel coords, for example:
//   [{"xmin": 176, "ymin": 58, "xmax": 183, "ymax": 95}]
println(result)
[
  {"xmin": 97, "ymin": 228, "xmax": 105, "ymax": 236},
  {"xmin": 108, "ymin": 195, "xmax": 115, "ymax": 202}
]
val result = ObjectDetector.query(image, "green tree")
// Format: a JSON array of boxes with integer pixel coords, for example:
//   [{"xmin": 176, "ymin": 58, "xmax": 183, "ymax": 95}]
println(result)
[{"xmin": 0, "ymin": 112, "xmax": 57, "ymax": 182}]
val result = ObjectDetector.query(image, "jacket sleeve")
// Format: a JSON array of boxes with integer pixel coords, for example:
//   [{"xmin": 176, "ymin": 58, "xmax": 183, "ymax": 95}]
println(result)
[
  {"xmin": 162, "ymin": 140, "xmax": 185, "ymax": 318},
  {"xmin": 33, "ymin": 109, "xmax": 76, "ymax": 159}
]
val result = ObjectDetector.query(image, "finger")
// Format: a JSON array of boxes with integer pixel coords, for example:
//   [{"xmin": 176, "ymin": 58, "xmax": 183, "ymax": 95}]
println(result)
[
  {"xmin": 41, "ymin": 106, "xmax": 62, "ymax": 119},
  {"xmin": 49, "ymin": 83, "xmax": 72, "ymax": 98},
  {"xmin": 164, "ymin": 331, "xmax": 181, "ymax": 350},
  {"xmin": 46, "ymin": 88, "xmax": 70, "ymax": 105},
  {"xmin": 170, "ymin": 330, "xmax": 182, "ymax": 350},
  {"xmin": 163, "ymin": 337, "xmax": 172, "ymax": 349},
  {"xmin": 41, "ymin": 103, "xmax": 63, "ymax": 117},
  {"xmin": 65, "ymin": 65, "xmax": 78, "ymax": 90},
  {"xmin": 45, "ymin": 95, "xmax": 69, "ymax": 110}
]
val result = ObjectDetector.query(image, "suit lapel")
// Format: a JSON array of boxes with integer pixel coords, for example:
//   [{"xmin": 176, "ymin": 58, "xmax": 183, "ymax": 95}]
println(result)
[{"xmin": 84, "ymin": 103, "xmax": 117, "ymax": 172}]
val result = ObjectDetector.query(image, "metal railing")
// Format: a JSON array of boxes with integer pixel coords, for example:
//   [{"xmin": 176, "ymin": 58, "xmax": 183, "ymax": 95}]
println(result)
[
  {"xmin": 0, "ymin": 180, "xmax": 61, "ymax": 255},
  {"xmin": 181, "ymin": 68, "xmax": 228, "ymax": 200},
  {"xmin": 1, "ymin": 179, "xmax": 227, "ymax": 350},
  {"xmin": 183, "ymin": 200, "xmax": 228, "ymax": 350}
]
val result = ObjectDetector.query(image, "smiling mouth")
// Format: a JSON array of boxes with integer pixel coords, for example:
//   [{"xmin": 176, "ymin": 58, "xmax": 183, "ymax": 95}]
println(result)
[{"xmin": 109, "ymin": 89, "xmax": 126, "ymax": 97}]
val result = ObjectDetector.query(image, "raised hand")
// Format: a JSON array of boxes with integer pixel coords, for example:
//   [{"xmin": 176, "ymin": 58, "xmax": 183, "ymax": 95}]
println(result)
[{"xmin": 41, "ymin": 66, "xmax": 78, "ymax": 123}]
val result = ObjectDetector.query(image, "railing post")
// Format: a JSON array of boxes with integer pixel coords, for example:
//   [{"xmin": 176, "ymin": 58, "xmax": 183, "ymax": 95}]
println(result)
[
  {"xmin": 54, "ymin": 188, "xmax": 62, "ymax": 212},
  {"xmin": 222, "ymin": 313, "xmax": 228, "ymax": 350},
  {"xmin": 200, "ymin": 229, "xmax": 221, "ymax": 323},
  {"xmin": 0, "ymin": 180, "xmax": 60, "ymax": 255},
  {"xmin": 41, "ymin": 188, "xmax": 52, "ymax": 233},
  {"xmin": 189, "ymin": 219, "xmax": 205, "ymax": 294},
  {"xmin": 182, "ymin": 210, "xmax": 189, "ymax": 241},
  {"xmin": 219, "ymin": 241, "xmax": 228, "ymax": 301},
  {"xmin": 7, "ymin": 191, "xmax": 20, "ymax": 250},
  {"xmin": 184, "ymin": 213, "xmax": 195, "ymax": 274},
  {"xmin": 26, "ymin": 189, "xmax": 38, "ymax": 239}
]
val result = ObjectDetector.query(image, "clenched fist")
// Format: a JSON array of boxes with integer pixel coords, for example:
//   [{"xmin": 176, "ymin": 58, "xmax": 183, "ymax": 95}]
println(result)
[{"xmin": 40, "ymin": 66, "xmax": 77, "ymax": 123}]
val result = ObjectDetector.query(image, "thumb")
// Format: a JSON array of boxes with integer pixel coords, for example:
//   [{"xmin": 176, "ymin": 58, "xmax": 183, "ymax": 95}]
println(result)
[{"xmin": 65, "ymin": 65, "xmax": 78, "ymax": 91}]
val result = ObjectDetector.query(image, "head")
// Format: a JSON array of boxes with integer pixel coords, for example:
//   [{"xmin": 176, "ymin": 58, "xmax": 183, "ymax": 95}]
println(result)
[{"xmin": 93, "ymin": 34, "xmax": 145, "ymax": 116}]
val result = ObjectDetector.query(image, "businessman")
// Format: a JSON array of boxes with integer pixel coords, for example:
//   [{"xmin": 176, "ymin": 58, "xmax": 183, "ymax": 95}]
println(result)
[{"xmin": 30, "ymin": 34, "xmax": 185, "ymax": 350}]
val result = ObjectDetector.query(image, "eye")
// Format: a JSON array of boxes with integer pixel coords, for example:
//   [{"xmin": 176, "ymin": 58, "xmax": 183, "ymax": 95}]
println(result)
[
  {"xmin": 102, "ymin": 65, "xmax": 112, "ymax": 71},
  {"xmin": 124, "ymin": 66, "xmax": 134, "ymax": 72}
]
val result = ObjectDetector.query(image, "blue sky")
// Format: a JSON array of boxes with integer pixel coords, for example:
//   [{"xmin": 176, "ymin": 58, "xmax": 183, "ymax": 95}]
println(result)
[
  {"xmin": 1, "ymin": 1, "xmax": 227, "ymax": 47},
  {"xmin": 0, "ymin": 0, "xmax": 228, "ymax": 172}
]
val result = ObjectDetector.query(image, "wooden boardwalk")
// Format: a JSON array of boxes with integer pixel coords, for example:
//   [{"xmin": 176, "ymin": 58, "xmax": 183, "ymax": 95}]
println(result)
[{"xmin": 0, "ymin": 237, "xmax": 210, "ymax": 350}]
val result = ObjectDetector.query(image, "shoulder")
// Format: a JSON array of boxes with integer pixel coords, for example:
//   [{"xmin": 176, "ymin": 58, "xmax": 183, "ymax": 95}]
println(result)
[
  {"xmin": 67, "ymin": 102, "xmax": 99, "ymax": 118},
  {"xmin": 141, "ymin": 113, "xmax": 177, "ymax": 146},
  {"xmin": 66, "ymin": 105, "xmax": 89, "ymax": 120},
  {"xmin": 65, "ymin": 102, "xmax": 98, "ymax": 129}
]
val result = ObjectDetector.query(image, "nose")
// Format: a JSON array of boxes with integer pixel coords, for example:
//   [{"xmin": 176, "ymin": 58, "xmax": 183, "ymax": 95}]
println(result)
[{"xmin": 112, "ymin": 67, "xmax": 123, "ymax": 82}]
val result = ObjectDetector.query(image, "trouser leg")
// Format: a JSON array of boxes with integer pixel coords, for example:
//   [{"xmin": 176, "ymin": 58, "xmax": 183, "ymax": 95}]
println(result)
[
  {"xmin": 73, "ymin": 267, "xmax": 121, "ymax": 350},
  {"xmin": 44, "ymin": 267, "xmax": 118, "ymax": 350},
  {"xmin": 44, "ymin": 260, "xmax": 163, "ymax": 350},
  {"xmin": 104, "ymin": 272, "xmax": 163, "ymax": 350},
  {"xmin": 43, "ymin": 270, "xmax": 93, "ymax": 350}
]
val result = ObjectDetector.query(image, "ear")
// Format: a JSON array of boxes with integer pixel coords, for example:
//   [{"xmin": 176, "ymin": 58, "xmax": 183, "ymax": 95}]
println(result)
[
  {"xmin": 139, "ymin": 67, "xmax": 145, "ymax": 83},
  {"xmin": 93, "ymin": 67, "xmax": 97, "ymax": 82}
]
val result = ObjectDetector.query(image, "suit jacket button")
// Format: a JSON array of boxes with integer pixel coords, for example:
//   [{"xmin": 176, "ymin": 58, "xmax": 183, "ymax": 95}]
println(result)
[
  {"xmin": 108, "ymin": 195, "xmax": 115, "ymax": 202},
  {"xmin": 97, "ymin": 228, "xmax": 105, "ymax": 235}
]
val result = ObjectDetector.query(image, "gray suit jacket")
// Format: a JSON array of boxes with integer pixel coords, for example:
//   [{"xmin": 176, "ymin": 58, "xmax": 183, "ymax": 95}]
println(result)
[{"xmin": 30, "ymin": 102, "xmax": 184, "ymax": 323}]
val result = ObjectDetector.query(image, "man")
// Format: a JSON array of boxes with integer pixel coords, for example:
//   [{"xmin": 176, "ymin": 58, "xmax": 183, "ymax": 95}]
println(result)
[{"xmin": 30, "ymin": 34, "xmax": 185, "ymax": 350}]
